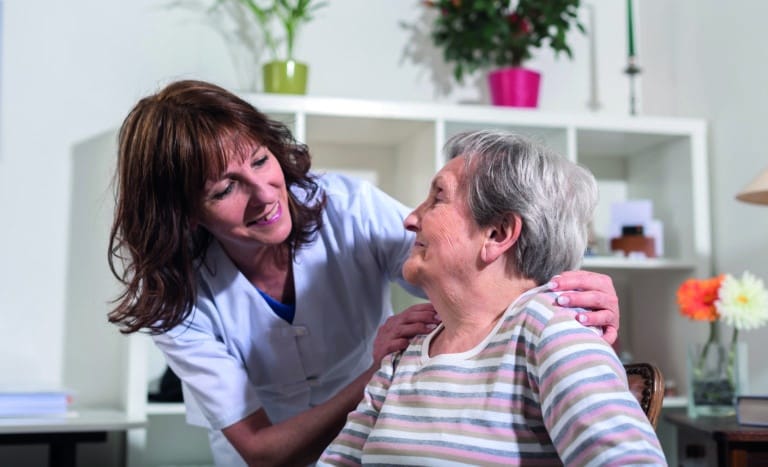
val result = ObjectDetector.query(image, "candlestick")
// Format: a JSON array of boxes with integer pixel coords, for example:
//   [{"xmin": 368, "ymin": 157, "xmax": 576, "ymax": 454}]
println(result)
[
  {"xmin": 624, "ymin": 0, "xmax": 641, "ymax": 116},
  {"xmin": 625, "ymin": 57, "xmax": 641, "ymax": 116},
  {"xmin": 627, "ymin": 0, "xmax": 635, "ymax": 57}
]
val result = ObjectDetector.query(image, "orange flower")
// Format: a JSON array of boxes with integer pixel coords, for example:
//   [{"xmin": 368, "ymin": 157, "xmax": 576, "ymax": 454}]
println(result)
[{"xmin": 677, "ymin": 275, "xmax": 725, "ymax": 321}]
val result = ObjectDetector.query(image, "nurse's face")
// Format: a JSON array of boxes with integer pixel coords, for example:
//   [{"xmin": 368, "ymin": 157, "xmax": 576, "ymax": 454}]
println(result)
[{"xmin": 197, "ymin": 142, "xmax": 292, "ymax": 254}]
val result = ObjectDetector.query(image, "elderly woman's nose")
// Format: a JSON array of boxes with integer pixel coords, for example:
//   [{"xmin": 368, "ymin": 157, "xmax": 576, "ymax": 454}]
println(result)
[{"xmin": 404, "ymin": 210, "xmax": 419, "ymax": 232}]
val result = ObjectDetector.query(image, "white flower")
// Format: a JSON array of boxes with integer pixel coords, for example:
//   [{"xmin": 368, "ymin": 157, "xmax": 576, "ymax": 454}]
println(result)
[{"xmin": 716, "ymin": 271, "xmax": 768, "ymax": 330}]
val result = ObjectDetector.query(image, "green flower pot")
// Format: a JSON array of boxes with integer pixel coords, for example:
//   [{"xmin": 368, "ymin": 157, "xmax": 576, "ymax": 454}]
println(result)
[{"xmin": 262, "ymin": 60, "xmax": 308, "ymax": 95}]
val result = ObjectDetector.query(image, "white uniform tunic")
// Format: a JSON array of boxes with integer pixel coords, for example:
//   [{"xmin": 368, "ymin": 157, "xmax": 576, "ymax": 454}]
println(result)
[{"xmin": 153, "ymin": 173, "xmax": 422, "ymax": 465}]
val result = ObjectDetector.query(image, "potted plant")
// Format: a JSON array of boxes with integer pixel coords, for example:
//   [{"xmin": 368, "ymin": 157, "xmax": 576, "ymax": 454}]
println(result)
[
  {"xmin": 212, "ymin": 0, "xmax": 327, "ymax": 94},
  {"xmin": 424, "ymin": 0, "xmax": 584, "ymax": 108}
]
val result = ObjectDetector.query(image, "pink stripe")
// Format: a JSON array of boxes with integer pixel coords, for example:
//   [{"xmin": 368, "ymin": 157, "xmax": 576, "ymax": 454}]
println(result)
[
  {"xmin": 321, "ymin": 454, "xmax": 360, "ymax": 467},
  {"xmin": 539, "ymin": 358, "xmax": 622, "ymax": 391},
  {"xmin": 378, "ymin": 418, "xmax": 526, "ymax": 437},
  {"xmin": 365, "ymin": 440, "xmax": 530, "ymax": 465},
  {"xmin": 415, "ymin": 368, "xmax": 521, "ymax": 381},
  {"xmin": 556, "ymin": 403, "xmax": 645, "ymax": 445},
  {"xmin": 538, "ymin": 338, "xmax": 623, "ymax": 379},
  {"xmin": 538, "ymin": 332, "xmax": 600, "ymax": 356},
  {"xmin": 392, "ymin": 394, "xmax": 522, "ymax": 410},
  {"xmin": 334, "ymin": 432, "xmax": 365, "ymax": 445},
  {"xmin": 544, "ymin": 384, "xmax": 622, "ymax": 417},
  {"xmin": 370, "ymin": 373, "xmax": 391, "ymax": 386},
  {"xmin": 542, "ymin": 373, "xmax": 625, "ymax": 406},
  {"xmin": 567, "ymin": 431, "xmax": 656, "ymax": 466}
]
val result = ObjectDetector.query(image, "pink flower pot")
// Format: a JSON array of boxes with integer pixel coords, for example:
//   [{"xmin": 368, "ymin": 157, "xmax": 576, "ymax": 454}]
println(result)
[{"xmin": 487, "ymin": 67, "xmax": 541, "ymax": 108}]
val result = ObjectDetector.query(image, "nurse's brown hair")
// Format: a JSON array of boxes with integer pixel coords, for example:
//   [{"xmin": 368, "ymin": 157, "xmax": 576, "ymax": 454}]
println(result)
[{"xmin": 108, "ymin": 80, "xmax": 325, "ymax": 334}]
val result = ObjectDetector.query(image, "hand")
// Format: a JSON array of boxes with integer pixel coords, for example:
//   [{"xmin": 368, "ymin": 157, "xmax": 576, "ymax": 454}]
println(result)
[
  {"xmin": 372, "ymin": 303, "xmax": 441, "ymax": 364},
  {"xmin": 548, "ymin": 270, "xmax": 619, "ymax": 345}
]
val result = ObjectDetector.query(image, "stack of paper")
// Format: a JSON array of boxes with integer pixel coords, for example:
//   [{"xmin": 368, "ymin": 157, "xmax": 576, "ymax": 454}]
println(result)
[{"xmin": 0, "ymin": 389, "xmax": 72, "ymax": 417}]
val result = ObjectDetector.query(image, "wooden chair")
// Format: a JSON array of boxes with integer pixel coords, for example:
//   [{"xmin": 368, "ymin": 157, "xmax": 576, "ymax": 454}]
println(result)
[{"xmin": 624, "ymin": 362, "xmax": 665, "ymax": 429}]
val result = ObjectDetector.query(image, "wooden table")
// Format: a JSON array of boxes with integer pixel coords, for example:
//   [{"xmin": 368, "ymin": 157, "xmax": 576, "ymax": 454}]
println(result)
[
  {"xmin": 0, "ymin": 409, "xmax": 145, "ymax": 467},
  {"xmin": 665, "ymin": 412, "xmax": 768, "ymax": 466}
]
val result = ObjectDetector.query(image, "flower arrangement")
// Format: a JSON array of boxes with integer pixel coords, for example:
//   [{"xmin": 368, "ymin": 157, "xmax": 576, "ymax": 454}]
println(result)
[
  {"xmin": 423, "ymin": 0, "xmax": 585, "ymax": 83},
  {"xmin": 677, "ymin": 271, "xmax": 768, "ymax": 408}
]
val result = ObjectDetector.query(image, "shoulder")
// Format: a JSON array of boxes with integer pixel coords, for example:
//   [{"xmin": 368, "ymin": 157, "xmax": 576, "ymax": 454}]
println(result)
[
  {"xmin": 315, "ymin": 171, "xmax": 368, "ymax": 193},
  {"xmin": 507, "ymin": 288, "xmax": 575, "ymax": 327},
  {"xmin": 504, "ymin": 287, "xmax": 602, "ymax": 342},
  {"xmin": 514, "ymin": 292, "xmax": 623, "ymax": 377},
  {"xmin": 313, "ymin": 171, "xmax": 411, "ymax": 226},
  {"xmin": 315, "ymin": 172, "xmax": 399, "ymax": 207}
]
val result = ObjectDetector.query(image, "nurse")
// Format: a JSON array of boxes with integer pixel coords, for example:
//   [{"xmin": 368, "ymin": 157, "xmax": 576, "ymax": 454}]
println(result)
[{"xmin": 108, "ymin": 80, "xmax": 621, "ymax": 466}]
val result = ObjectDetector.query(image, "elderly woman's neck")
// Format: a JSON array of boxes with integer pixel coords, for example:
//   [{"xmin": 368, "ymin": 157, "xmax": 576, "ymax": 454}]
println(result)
[{"xmin": 427, "ymin": 276, "xmax": 537, "ymax": 356}]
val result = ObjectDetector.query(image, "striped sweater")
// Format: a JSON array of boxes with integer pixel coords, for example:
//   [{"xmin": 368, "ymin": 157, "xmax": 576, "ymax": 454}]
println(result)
[{"xmin": 319, "ymin": 286, "xmax": 666, "ymax": 466}]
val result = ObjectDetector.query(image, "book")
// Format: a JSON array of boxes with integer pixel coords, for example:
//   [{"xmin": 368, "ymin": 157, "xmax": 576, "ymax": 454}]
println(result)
[
  {"xmin": 736, "ymin": 395, "xmax": 768, "ymax": 427},
  {"xmin": 0, "ymin": 389, "xmax": 72, "ymax": 418}
]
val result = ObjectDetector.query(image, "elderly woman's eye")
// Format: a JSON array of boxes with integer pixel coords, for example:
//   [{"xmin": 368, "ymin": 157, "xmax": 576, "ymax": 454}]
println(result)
[{"xmin": 433, "ymin": 189, "xmax": 445, "ymax": 204}]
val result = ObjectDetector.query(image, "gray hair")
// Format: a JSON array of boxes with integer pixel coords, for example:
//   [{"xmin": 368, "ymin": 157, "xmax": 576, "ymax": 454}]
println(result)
[{"xmin": 446, "ymin": 130, "xmax": 598, "ymax": 285}]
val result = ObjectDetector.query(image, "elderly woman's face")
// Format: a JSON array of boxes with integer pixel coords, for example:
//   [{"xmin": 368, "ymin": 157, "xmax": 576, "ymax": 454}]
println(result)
[{"xmin": 402, "ymin": 156, "xmax": 485, "ymax": 288}]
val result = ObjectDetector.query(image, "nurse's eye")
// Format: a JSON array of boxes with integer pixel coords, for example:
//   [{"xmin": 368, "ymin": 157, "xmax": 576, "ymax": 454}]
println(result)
[
  {"xmin": 211, "ymin": 182, "xmax": 235, "ymax": 200},
  {"xmin": 251, "ymin": 155, "xmax": 268, "ymax": 168}
]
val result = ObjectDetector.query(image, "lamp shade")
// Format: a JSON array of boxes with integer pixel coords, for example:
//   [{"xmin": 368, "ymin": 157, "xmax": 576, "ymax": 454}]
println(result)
[{"xmin": 736, "ymin": 167, "xmax": 768, "ymax": 205}]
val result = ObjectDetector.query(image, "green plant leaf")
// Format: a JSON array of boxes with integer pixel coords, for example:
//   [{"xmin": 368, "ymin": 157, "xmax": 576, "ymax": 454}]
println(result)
[
  {"xmin": 201, "ymin": 0, "xmax": 326, "ymax": 61},
  {"xmin": 425, "ymin": 0, "xmax": 586, "ymax": 83}
]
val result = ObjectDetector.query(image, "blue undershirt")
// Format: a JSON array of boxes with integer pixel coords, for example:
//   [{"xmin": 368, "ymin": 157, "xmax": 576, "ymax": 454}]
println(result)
[{"xmin": 256, "ymin": 288, "xmax": 296, "ymax": 324}]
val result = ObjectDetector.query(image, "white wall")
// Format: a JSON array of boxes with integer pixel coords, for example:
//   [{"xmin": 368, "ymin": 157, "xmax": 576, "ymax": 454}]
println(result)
[
  {"xmin": 7, "ymin": 0, "xmax": 762, "ymax": 464},
  {"xmin": 639, "ymin": 0, "xmax": 768, "ymax": 393},
  {"xmin": 0, "ymin": 0, "xmax": 230, "ymax": 390},
  {"xmin": 0, "ymin": 0, "xmax": 629, "ymax": 390}
]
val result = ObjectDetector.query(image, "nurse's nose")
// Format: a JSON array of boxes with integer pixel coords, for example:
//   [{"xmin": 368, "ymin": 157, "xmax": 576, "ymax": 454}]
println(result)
[{"xmin": 243, "ymin": 176, "xmax": 271, "ymax": 205}]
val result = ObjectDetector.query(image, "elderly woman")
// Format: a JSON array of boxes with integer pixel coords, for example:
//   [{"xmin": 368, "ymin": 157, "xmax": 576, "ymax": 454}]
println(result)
[{"xmin": 319, "ymin": 130, "xmax": 665, "ymax": 466}]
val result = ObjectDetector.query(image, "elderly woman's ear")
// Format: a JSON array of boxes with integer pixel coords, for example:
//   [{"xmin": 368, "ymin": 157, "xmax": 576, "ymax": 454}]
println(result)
[{"xmin": 480, "ymin": 213, "xmax": 522, "ymax": 264}]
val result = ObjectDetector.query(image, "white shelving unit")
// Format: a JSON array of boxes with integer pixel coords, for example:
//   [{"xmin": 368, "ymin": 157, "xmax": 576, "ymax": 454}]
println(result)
[
  {"xmin": 68, "ymin": 94, "xmax": 709, "ymax": 466},
  {"xmin": 250, "ymin": 96, "xmax": 711, "ymax": 393}
]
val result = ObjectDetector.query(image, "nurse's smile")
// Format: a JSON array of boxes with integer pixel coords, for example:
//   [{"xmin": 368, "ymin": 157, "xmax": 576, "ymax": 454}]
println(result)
[{"xmin": 249, "ymin": 202, "xmax": 282, "ymax": 226}]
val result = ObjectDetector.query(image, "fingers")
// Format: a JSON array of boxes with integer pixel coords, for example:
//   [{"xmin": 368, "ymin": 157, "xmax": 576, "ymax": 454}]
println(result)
[
  {"xmin": 575, "ymin": 310, "xmax": 619, "ymax": 345},
  {"xmin": 396, "ymin": 303, "xmax": 441, "ymax": 326},
  {"xmin": 575, "ymin": 308, "xmax": 614, "ymax": 328},
  {"xmin": 549, "ymin": 270, "xmax": 613, "ymax": 294},
  {"xmin": 381, "ymin": 308, "xmax": 440, "ymax": 340},
  {"xmin": 551, "ymin": 270, "xmax": 621, "ymax": 347},
  {"xmin": 550, "ymin": 269, "xmax": 619, "ymax": 320},
  {"xmin": 376, "ymin": 337, "xmax": 411, "ymax": 359},
  {"xmin": 372, "ymin": 323, "xmax": 419, "ymax": 364},
  {"xmin": 601, "ymin": 326, "xmax": 618, "ymax": 346},
  {"xmin": 555, "ymin": 290, "xmax": 618, "ymax": 313},
  {"xmin": 372, "ymin": 303, "xmax": 442, "ymax": 364}
]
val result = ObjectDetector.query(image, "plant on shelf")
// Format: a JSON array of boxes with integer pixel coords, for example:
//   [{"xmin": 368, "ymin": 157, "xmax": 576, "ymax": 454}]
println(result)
[
  {"xmin": 213, "ymin": 0, "xmax": 326, "ymax": 62},
  {"xmin": 210, "ymin": 0, "xmax": 327, "ymax": 94},
  {"xmin": 677, "ymin": 271, "xmax": 768, "ymax": 416},
  {"xmin": 424, "ymin": 0, "xmax": 584, "ymax": 107}
]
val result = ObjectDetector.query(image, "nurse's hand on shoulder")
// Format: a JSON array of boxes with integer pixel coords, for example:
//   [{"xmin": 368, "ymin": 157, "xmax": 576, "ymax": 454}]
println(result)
[
  {"xmin": 547, "ymin": 270, "xmax": 620, "ymax": 345},
  {"xmin": 372, "ymin": 303, "xmax": 441, "ymax": 364}
]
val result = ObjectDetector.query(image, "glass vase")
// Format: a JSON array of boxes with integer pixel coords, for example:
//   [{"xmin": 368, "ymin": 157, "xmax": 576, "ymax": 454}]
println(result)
[{"xmin": 686, "ymin": 340, "xmax": 744, "ymax": 417}]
